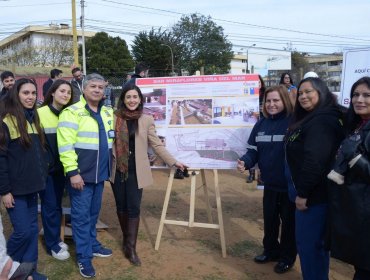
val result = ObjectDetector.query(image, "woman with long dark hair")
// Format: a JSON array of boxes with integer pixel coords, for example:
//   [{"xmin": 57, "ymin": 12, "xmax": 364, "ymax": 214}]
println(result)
[
  {"xmin": 110, "ymin": 84, "xmax": 187, "ymax": 266},
  {"xmin": 38, "ymin": 79, "xmax": 73, "ymax": 261},
  {"xmin": 285, "ymin": 77, "xmax": 345, "ymax": 279},
  {"xmin": 0, "ymin": 78, "xmax": 48, "ymax": 280},
  {"xmin": 328, "ymin": 76, "xmax": 370, "ymax": 280},
  {"xmin": 279, "ymin": 72, "xmax": 297, "ymax": 106}
]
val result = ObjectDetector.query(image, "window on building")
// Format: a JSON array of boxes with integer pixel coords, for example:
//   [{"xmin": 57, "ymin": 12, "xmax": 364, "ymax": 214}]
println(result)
[{"xmin": 328, "ymin": 61, "xmax": 341, "ymax": 66}]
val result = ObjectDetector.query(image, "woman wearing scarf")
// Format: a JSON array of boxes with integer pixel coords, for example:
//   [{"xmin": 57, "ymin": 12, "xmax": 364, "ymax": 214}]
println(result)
[{"xmin": 110, "ymin": 84, "xmax": 187, "ymax": 266}]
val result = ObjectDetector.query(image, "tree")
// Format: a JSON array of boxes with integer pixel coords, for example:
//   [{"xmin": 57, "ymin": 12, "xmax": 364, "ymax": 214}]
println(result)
[
  {"xmin": 36, "ymin": 37, "xmax": 73, "ymax": 67},
  {"xmin": 172, "ymin": 13, "xmax": 233, "ymax": 75},
  {"xmin": 131, "ymin": 28, "xmax": 182, "ymax": 77},
  {"xmin": 83, "ymin": 32, "xmax": 134, "ymax": 77},
  {"xmin": 290, "ymin": 51, "xmax": 311, "ymax": 82}
]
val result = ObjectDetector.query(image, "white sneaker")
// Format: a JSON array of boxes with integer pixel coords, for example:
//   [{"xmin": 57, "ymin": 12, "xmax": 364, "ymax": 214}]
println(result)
[
  {"xmin": 51, "ymin": 249, "xmax": 70, "ymax": 260},
  {"xmin": 59, "ymin": 241, "xmax": 69, "ymax": 251}
]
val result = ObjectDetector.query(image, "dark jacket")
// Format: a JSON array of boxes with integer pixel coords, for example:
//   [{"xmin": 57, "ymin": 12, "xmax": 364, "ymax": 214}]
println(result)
[
  {"xmin": 329, "ymin": 121, "xmax": 370, "ymax": 270},
  {"xmin": 0, "ymin": 88, "xmax": 8, "ymax": 100},
  {"xmin": 285, "ymin": 107, "xmax": 345, "ymax": 206},
  {"xmin": 122, "ymin": 74, "xmax": 141, "ymax": 90},
  {"xmin": 0, "ymin": 113, "xmax": 48, "ymax": 196},
  {"xmin": 239, "ymin": 111, "xmax": 290, "ymax": 191},
  {"xmin": 42, "ymin": 78, "xmax": 53, "ymax": 97},
  {"xmin": 71, "ymin": 78, "xmax": 83, "ymax": 104}
]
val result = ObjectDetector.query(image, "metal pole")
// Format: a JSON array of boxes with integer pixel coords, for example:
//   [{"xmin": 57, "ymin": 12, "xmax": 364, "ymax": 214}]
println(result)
[
  {"xmin": 71, "ymin": 0, "xmax": 78, "ymax": 66},
  {"xmin": 246, "ymin": 44, "xmax": 256, "ymax": 74},
  {"xmin": 81, "ymin": 0, "xmax": 86, "ymax": 74},
  {"xmin": 161, "ymin": 44, "xmax": 174, "ymax": 76}
]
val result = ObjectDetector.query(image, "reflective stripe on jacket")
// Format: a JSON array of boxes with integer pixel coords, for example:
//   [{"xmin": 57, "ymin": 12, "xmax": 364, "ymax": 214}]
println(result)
[
  {"xmin": 38, "ymin": 105, "xmax": 62, "ymax": 173},
  {"xmin": 57, "ymin": 97, "xmax": 114, "ymax": 183}
]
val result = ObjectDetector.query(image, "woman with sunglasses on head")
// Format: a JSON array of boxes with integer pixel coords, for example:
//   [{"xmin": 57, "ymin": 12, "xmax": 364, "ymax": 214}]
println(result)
[
  {"xmin": 0, "ymin": 78, "xmax": 49, "ymax": 280},
  {"xmin": 38, "ymin": 80, "xmax": 74, "ymax": 261},
  {"xmin": 328, "ymin": 76, "xmax": 370, "ymax": 280}
]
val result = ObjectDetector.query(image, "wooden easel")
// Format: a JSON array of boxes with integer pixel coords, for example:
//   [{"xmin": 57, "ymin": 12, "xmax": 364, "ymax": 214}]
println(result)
[{"xmin": 155, "ymin": 168, "xmax": 226, "ymax": 258}]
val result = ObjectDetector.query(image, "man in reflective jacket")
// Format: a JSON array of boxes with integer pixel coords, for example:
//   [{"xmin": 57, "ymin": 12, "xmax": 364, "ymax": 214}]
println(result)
[{"xmin": 57, "ymin": 73, "xmax": 114, "ymax": 278}]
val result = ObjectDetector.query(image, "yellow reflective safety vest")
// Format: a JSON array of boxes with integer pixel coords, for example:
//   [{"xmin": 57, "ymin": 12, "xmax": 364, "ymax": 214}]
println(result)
[
  {"xmin": 38, "ymin": 105, "xmax": 63, "ymax": 173},
  {"xmin": 57, "ymin": 97, "xmax": 114, "ymax": 183}
]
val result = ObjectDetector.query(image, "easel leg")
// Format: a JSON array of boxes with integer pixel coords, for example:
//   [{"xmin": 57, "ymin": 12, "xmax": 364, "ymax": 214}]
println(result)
[
  {"xmin": 189, "ymin": 170, "xmax": 198, "ymax": 227},
  {"xmin": 213, "ymin": 170, "xmax": 226, "ymax": 258},
  {"xmin": 201, "ymin": 169, "xmax": 213, "ymax": 224},
  {"xmin": 155, "ymin": 168, "xmax": 175, "ymax": 250}
]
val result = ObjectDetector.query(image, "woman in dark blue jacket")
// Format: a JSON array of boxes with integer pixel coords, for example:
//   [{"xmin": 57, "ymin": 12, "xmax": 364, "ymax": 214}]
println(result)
[
  {"xmin": 285, "ymin": 77, "xmax": 345, "ymax": 280},
  {"xmin": 0, "ymin": 78, "xmax": 49, "ymax": 280},
  {"xmin": 237, "ymin": 85, "xmax": 296, "ymax": 274}
]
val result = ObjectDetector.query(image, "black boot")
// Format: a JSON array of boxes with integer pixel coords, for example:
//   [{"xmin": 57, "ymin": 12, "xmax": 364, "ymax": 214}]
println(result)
[
  {"xmin": 246, "ymin": 169, "xmax": 256, "ymax": 183},
  {"xmin": 117, "ymin": 212, "xmax": 128, "ymax": 251},
  {"xmin": 125, "ymin": 217, "xmax": 141, "ymax": 266}
]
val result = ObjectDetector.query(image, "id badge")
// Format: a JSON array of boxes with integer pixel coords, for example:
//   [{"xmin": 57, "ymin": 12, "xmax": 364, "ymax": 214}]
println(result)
[{"xmin": 108, "ymin": 130, "xmax": 115, "ymax": 139}]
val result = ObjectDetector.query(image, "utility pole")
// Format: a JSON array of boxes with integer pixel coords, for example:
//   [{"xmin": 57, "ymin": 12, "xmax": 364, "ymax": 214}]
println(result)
[
  {"xmin": 81, "ymin": 0, "xmax": 86, "ymax": 74},
  {"xmin": 245, "ymin": 44, "xmax": 256, "ymax": 74},
  {"xmin": 71, "ymin": 0, "xmax": 79, "ymax": 66}
]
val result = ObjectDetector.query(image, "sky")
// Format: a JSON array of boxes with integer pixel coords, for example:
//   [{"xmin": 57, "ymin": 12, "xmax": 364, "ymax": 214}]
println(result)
[{"xmin": 1, "ymin": 0, "xmax": 370, "ymax": 56}]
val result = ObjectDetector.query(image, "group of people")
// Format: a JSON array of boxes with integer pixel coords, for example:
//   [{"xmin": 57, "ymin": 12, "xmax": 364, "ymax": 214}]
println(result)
[
  {"xmin": 1, "ymin": 65, "xmax": 369, "ymax": 279},
  {"xmin": 0, "ymin": 68, "xmax": 186, "ymax": 279},
  {"xmin": 238, "ymin": 73, "xmax": 370, "ymax": 280}
]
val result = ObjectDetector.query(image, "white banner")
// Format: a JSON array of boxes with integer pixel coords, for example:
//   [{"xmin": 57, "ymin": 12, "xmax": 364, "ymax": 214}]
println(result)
[{"xmin": 340, "ymin": 47, "xmax": 370, "ymax": 106}]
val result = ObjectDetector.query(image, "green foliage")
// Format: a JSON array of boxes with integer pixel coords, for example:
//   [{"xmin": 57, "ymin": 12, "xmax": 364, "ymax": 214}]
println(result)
[
  {"xmin": 172, "ymin": 13, "xmax": 234, "ymax": 75},
  {"xmin": 291, "ymin": 51, "xmax": 311, "ymax": 82},
  {"xmin": 131, "ymin": 28, "xmax": 182, "ymax": 77},
  {"xmin": 82, "ymin": 32, "xmax": 134, "ymax": 77}
]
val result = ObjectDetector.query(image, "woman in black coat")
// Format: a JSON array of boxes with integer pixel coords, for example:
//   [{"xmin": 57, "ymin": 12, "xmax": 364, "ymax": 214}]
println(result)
[
  {"xmin": 328, "ymin": 76, "xmax": 370, "ymax": 280},
  {"xmin": 285, "ymin": 77, "xmax": 345, "ymax": 280}
]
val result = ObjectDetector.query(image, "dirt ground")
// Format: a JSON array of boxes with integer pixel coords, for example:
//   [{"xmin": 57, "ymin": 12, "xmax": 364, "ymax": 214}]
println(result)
[{"xmin": 2, "ymin": 169, "xmax": 354, "ymax": 280}]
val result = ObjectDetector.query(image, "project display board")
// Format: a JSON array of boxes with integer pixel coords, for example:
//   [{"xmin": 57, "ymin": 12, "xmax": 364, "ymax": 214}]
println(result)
[
  {"xmin": 136, "ymin": 74, "xmax": 260, "ymax": 169},
  {"xmin": 340, "ymin": 47, "xmax": 370, "ymax": 106}
]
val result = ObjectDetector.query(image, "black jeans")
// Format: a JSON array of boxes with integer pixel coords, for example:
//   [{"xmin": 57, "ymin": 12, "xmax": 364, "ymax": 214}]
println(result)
[
  {"xmin": 262, "ymin": 188, "xmax": 297, "ymax": 264},
  {"xmin": 111, "ymin": 170, "xmax": 143, "ymax": 218}
]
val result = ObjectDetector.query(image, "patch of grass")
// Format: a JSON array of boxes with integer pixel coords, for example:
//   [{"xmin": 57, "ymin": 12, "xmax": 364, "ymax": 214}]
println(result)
[
  {"xmin": 228, "ymin": 240, "xmax": 261, "ymax": 258},
  {"xmin": 196, "ymin": 239, "xmax": 220, "ymax": 253},
  {"xmin": 39, "ymin": 257, "xmax": 76, "ymax": 280}
]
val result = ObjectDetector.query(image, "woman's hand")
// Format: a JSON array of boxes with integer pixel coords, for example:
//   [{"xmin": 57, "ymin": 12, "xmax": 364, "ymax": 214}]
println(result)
[
  {"xmin": 2, "ymin": 193, "xmax": 14, "ymax": 208},
  {"xmin": 70, "ymin": 174, "xmax": 85, "ymax": 190},
  {"xmin": 174, "ymin": 162, "xmax": 188, "ymax": 171},
  {"xmin": 237, "ymin": 159, "xmax": 246, "ymax": 172},
  {"xmin": 295, "ymin": 196, "xmax": 308, "ymax": 211}
]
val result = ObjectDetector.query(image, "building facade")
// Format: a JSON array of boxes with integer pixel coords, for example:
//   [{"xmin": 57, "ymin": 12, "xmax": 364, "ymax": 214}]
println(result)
[
  {"xmin": 0, "ymin": 24, "xmax": 96, "ymax": 67},
  {"xmin": 305, "ymin": 53, "xmax": 343, "ymax": 92}
]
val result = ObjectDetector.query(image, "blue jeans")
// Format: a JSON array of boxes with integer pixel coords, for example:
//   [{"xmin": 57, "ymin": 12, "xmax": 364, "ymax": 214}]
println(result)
[
  {"xmin": 296, "ymin": 204, "xmax": 329, "ymax": 280},
  {"xmin": 39, "ymin": 173, "xmax": 66, "ymax": 253},
  {"xmin": 67, "ymin": 181, "xmax": 104, "ymax": 264},
  {"xmin": 7, "ymin": 193, "xmax": 39, "ymax": 263}
]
